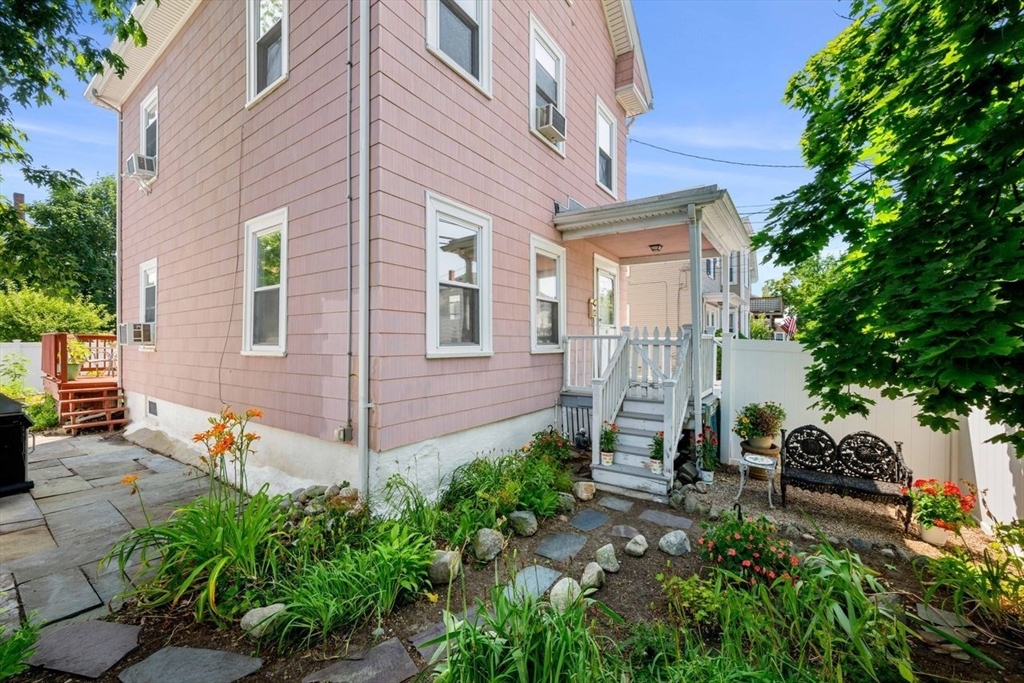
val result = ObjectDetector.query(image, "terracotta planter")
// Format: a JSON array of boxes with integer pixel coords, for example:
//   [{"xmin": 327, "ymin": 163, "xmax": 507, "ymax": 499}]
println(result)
[
  {"xmin": 920, "ymin": 525, "xmax": 950, "ymax": 547},
  {"xmin": 601, "ymin": 451, "xmax": 614, "ymax": 467},
  {"xmin": 749, "ymin": 435, "xmax": 774, "ymax": 449},
  {"xmin": 650, "ymin": 459, "xmax": 664, "ymax": 475}
]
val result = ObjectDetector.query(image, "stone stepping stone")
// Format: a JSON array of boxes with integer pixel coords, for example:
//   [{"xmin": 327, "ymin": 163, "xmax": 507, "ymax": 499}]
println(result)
[
  {"xmin": 119, "ymin": 647, "xmax": 262, "ymax": 683},
  {"xmin": 410, "ymin": 606, "xmax": 484, "ymax": 661},
  {"xmin": 569, "ymin": 509, "xmax": 609, "ymax": 532},
  {"xmin": 611, "ymin": 524, "xmax": 641, "ymax": 539},
  {"xmin": 302, "ymin": 637, "xmax": 417, "ymax": 683},
  {"xmin": 503, "ymin": 565, "xmax": 562, "ymax": 603},
  {"xmin": 27, "ymin": 621, "xmax": 140, "ymax": 678},
  {"xmin": 639, "ymin": 509, "xmax": 693, "ymax": 529},
  {"xmin": 19, "ymin": 567, "xmax": 101, "ymax": 625},
  {"xmin": 535, "ymin": 532, "xmax": 588, "ymax": 561},
  {"xmin": 598, "ymin": 496, "xmax": 634, "ymax": 513}
]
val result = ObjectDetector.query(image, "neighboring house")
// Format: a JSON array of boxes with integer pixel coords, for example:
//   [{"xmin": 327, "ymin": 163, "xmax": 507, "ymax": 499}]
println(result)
[
  {"xmin": 86, "ymin": 0, "xmax": 748, "ymax": 499},
  {"xmin": 749, "ymin": 295, "xmax": 791, "ymax": 339},
  {"xmin": 627, "ymin": 235, "xmax": 758, "ymax": 337}
]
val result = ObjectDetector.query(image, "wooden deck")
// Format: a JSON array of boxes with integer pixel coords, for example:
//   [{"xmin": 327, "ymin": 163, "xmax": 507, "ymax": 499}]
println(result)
[{"xmin": 41, "ymin": 333, "xmax": 127, "ymax": 433}]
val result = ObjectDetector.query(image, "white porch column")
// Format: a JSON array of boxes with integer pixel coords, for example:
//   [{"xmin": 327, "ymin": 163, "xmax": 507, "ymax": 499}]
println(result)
[{"xmin": 688, "ymin": 204, "xmax": 703, "ymax": 445}]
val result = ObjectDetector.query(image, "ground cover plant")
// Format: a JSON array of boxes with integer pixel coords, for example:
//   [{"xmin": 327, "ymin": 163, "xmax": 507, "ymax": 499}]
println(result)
[
  {"xmin": 0, "ymin": 614, "xmax": 38, "ymax": 680},
  {"xmin": 697, "ymin": 508, "xmax": 797, "ymax": 583},
  {"xmin": 0, "ymin": 352, "xmax": 59, "ymax": 430}
]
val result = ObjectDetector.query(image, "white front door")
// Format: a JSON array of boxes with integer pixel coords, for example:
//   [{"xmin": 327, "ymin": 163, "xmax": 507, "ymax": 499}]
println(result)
[{"xmin": 593, "ymin": 255, "xmax": 619, "ymax": 376}]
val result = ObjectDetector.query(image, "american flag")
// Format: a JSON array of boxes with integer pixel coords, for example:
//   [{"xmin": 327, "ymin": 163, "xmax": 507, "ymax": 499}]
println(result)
[{"xmin": 781, "ymin": 315, "xmax": 797, "ymax": 336}]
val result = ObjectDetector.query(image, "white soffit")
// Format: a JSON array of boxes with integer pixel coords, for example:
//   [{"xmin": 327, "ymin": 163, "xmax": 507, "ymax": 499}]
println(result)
[
  {"xmin": 85, "ymin": 0, "xmax": 200, "ymax": 108},
  {"xmin": 601, "ymin": 0, "xmax": 653, "ymax": 113}
]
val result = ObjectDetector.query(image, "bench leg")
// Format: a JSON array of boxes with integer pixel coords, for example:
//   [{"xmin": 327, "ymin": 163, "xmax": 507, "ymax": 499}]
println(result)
[
  {"xmin": 780, "ymin": 478, "xmax": 786, "ymax": 507},
  {"xmin": 904, "ymin": 499, "xmax": 913, "ymax": 534}
]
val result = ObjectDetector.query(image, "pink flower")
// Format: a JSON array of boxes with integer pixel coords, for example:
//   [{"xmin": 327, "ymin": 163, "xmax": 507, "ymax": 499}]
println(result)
[
  {"xmin": 768, "ymin": 571, "xmax": 776, "ymax": 580},
  {"xmin": 734, "ymin": 533, "xmax": 742, "ymax": 540},
  {"xmin": 728, "ymin": 548, "xmax": 736, "ymax": 556},
  {"xmin": 791, "ymin": 556, "xmax": 799, "ymax": 567},
  {"xmin": 741, "ymin": 559, "xmax": 752, "ymax": 567}
]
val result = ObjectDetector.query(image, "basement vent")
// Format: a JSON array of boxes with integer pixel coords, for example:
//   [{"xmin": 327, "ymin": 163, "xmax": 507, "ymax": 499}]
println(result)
[{"xmin": 147, "ymin": 400, "xmax": 158, "ymax": 417}]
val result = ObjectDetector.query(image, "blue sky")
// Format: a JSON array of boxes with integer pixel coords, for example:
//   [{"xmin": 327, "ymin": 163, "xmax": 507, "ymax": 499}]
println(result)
[{"xmin": 1, "ymin": 0, "xmax": 849, "ymax": 291}]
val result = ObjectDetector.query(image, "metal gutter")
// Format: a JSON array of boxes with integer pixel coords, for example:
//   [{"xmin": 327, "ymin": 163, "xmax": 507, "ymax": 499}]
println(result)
[{"xmin": 357, "ymin": 0, "xmax": 371, "ymax": 496}]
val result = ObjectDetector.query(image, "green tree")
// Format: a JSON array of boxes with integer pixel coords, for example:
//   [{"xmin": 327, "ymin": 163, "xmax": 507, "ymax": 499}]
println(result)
[
  {"xmin": 761, "ymin": 253, "xmax": 842, "ymax": 337},
  {"xmin": 748, "ymin": 316, "xmax": 773, "ymax": 341},
  {"xmin": 0, "ymin": 176, "xmax": 116, "ymax": 313},
  {"xmin": 0, "ymin": 287, "xmax": 113, "ymax": 341},
  {"xmin": 0, "ymin": 0, "xmax": 149, "ymax": 223},
  {"xmin": 754, "ymin": 0, "xmax": 1024, "ymax": 449}
]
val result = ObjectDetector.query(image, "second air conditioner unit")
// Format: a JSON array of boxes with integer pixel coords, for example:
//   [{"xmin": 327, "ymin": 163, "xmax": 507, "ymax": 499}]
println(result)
[{"xmin": 536, "ymin": 104, "xmax": 566, "ymax": 144}]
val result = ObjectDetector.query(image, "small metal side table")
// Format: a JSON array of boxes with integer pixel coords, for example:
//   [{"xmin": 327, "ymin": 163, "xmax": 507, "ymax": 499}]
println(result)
[{"xmin": 735, "ymin": 441, "xmax": 781, "ymax": 508}]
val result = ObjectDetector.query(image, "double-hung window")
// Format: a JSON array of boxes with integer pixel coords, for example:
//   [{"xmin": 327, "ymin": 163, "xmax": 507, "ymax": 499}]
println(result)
[
  {"xmin": 530, "ymin": 236, "xmax": 566, "ymax": 352},
  {"xmin": 595, "ymin": 99, "xmax": 616, "ymax": 195},
  {"xmin": 140, "ymin": 88, "xmax": 158, "ymax": 168},
  {"xmin": 139, "ymin": 258, "xmax": 157, "ymax": 346},
  {"xmin": 243, "ymin": 208, "xmax": 288, "ymax": 355},
  {"xmin": 246, "ymin": 0, "xmax": 289, "ymax": 105},
  {"xmin": 426, "ymin": 192, "xmax": 492, "ymax": 357},
  {"xmin": 529, "ymin": 16, "xmax": 566, "ymax": 153},
  {"xmin": 426, "ymin": 0, "xmax": 492, "ymax": 96}
]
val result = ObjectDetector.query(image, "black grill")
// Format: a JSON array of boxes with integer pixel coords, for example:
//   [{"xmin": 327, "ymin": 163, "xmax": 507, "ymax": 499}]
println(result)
[{"xmin": 0, "ymin": 392, "xmax": 34, "ymax": 497}]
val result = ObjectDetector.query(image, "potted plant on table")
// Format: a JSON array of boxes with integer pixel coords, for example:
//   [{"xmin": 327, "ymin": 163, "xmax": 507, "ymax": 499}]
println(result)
[
  {"xmin": 65, "ymin": 336, "xmax": 91, "ymax": 381},
  {"xmin": 904, "ymin": 478, "xmax": 976, "ymax": 546},
  {"xmin": 649, "ymin": 431, "xmax": 664, "ymax": 475},
  {"xmin": 732, "ymin": 401, "xmax": 786, "ymax": 449},
  {"xmin": 599, "ymin": 421, "xmax": 618, "ymax": 466},
  {"xmin": 696, "ymin": 425, "xmax": 718, "ymax": 484}
]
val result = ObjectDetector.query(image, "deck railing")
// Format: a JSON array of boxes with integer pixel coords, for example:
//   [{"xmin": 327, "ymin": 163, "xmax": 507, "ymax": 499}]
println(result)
[
  {"xmin": 564, "ymin": 334, "xmax": 622, "ymax": 392},
  {"xmin": 41, "ymin": 332, "xmax": 117, "ymax": 383},
  {"xmin": 701, "ymin": 334, "xmax": 716, "ymax": 396},
  {"xmin": 662, "ymin": 335, "xmax": 693, "ymax": 480}
]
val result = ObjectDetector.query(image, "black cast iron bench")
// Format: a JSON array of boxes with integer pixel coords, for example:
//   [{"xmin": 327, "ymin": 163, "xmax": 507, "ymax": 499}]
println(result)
[{"xmin": 780, "ymin": 426, "xmax": 913, "ymax": 532}]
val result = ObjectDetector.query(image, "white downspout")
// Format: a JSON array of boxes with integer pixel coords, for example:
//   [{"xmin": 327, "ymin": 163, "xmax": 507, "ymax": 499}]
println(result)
[
  {"xmin": 357, "ymin": 0, "xmax": 372, "ymax": 495},
  {"xmin": 688, "ymin": 204, "xmax": 703, "ymax": 447}
]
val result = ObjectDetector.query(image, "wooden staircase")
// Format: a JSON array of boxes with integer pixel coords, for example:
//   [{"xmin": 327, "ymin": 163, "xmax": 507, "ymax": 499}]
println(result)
[{"xmin": 59, "ymin": 383, "xmax": 129, "ymax": 434}]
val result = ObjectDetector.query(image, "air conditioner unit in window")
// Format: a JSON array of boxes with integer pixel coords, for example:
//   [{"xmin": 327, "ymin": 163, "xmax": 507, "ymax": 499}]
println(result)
[
  {"xmin": 118, "ymin": 322, "xmax": 155, "ymax": 345},
  {"xmin": 125, "ymin": 154, "xmax": 157, "ymax": 180},
  {"xmin": 536, "ymin": 104, "xmax": 566, "ymax": 144}
]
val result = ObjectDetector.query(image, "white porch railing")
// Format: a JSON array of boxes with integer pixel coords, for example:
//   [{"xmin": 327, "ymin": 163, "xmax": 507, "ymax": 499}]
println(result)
[
  {"xmin": 661, "ymin": 334, "xmax": 692, "ymax": 481},
  {"xmin": 564, "ymin": 334, "xmax": 623, "ymax": 392},
  {"xmin": 626, "ymin": 326, "xmax": 687, "ymax": 400},
  {"xmin": 590, "ymin": 329, "xmax": 632, "ymax": 466}
]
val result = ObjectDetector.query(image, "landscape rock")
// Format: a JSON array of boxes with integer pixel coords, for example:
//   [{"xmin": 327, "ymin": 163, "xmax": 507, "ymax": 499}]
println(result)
[
  {"xmin": 672, "ymin": 480, "xmax": 683, "ymax": 491},
  {"xmin": 782, "ymin": 522, "xmax": 803, "ymax": 539},
  {"xmin": 290, "ymin": 488, "xmax": 304, "ymax": 501},
  {"xmin": 324, "ymin": 484, "xmax": 340, "ymax": 498},
  {"xmin": 683, "ymin": 493, "xmax": 711, "ymax": 516},
  {"xmin": 472, "ymin": 528, "xmax": 504, "ymax": 563},
  {"xmin": 896, "ymin": 548, "xmax": 913, "ymax": 563},
  {"xmin": 880, "ymin": 548, "xmax": 897, "ymax": 559},
  {"xmin": 572, "ymin": 481, "xmax": 596, "ymax": 501},
  {"xmin": 303, "ymin": 485, "xmax": 327, "ymax": 499},
  {"xmin": 611, "ymin": 524, "xmax": 641, "ymax": 539},
  {"xmin": 624, "ymin": 535, "xmax": 648, "ymax": 557},
  {"xmin": 241, "ymin": 604, "xmax": 286, "ymax": 639},
  {"xmin": 337, "ymin": 486, "xmax": 360, "ymax": 507},
  {"xmin": 694, "ymin": 481, "xmax": 709, "ymax": 495},
  {"xmin": 827, "ymin": 536, "xmax": 842, "ymax": 547},
  {"xmin": 508, "ymin": 511, "xmax": 539, "ymax": 537},
  {"xmin": 595, "ymin": 543, "xmax": 620, "ymax": 573},
  {"xmin": 556, "ymin": 492, "xmax": 576, "ymax": 514},
  {"xmin": 848, "ymin": 538, "xmax": 872, "ymax": 554},
  {"xmin": 709, "ymin": 505, "xmax": 726, "ymax": 521},
  {"xmin": 658, "ymin": 530, "xmax": 692, "ymax": 556},
  {"xmin": 678, "ymin": 461, "xmax": 699, "ymax": 484},
  {"xmin": 668, "ymin": 490, "xmax": 686, "ymax": 510},
  {"xmin": 801, "ymin": 533, "xmax": 816, "ymax": 542},
  {"xmin": 427, "ymin": 550, "xmax": 462, "ymax": 585},
  {"xmin": 549, "ymin": 577, "xmax": 582, "ymax": 613},
  {"xmin": 581, "ymin": 562, "xmax": 605, "ymax": 591}
]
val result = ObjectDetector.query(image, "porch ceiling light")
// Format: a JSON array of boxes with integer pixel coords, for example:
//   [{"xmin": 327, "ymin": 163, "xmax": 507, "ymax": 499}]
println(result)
[{"xmin": 649, "ymin": 243, "xmax": 663, "ymax": 252}]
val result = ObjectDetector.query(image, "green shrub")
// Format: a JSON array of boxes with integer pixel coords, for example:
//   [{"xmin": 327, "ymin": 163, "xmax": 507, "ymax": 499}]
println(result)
[
  {"xmin": 272, "ymin": 521, "xmax": 433, "ymax": 646},
  {"xmin": 429, "ymin": 578, "xmax": 621, "ymax": 682},
  {"xmin": 0, "ymin": 287, "xmax": 113, "ymax": 342},
  {"xmin": 25, "ymin": 394, "xmax": 58, "ymax": 431},
  {"xmin": 697, "ymin": 510, "xmax": 797, "ymax": 584},
  {"xmin": 658, "ymin": 573, "xmax": 724, "ymax": 635},
  {"xmin": 0, "ymin": 615, "xmax": 39, "ymax": 680},
  {"xmin": 526, "ymin": 426, "xmax": 573, "ymax": 462},
  {"xmin": 622, "ymin": 621, "xmax": 681, "ymax": 683}
]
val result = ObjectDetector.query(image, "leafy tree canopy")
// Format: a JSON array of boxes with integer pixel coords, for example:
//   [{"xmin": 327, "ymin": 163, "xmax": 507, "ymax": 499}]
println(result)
[
  {"xmin": 754, "ymin": 0, "xmax": 1024, "ymax": 450},
  {"xmin": 0, "ymin": 286, "xmax": 113, "ymax": 342},
  {"xmin": 0, "ymin": 0, "xmax": 148, "ymax": 219},
  {"xmin": 761, "ymin": 253, "xmax": 843, "ymax": 337},
  {"xmin": 0, "ymin": 175, "xmax": 116, "ymax": 314}
]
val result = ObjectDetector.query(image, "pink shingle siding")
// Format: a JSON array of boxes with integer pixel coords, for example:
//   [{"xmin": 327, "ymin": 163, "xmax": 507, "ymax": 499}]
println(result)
[{"xmin": 119, "ymin": 0, "xmax": 632, "ymax": 455}]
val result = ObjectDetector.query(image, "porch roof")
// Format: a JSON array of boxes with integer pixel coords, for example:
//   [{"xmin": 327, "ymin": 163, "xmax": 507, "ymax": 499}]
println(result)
[{"xmin": 552, "ymin": 185, "xmax": 748, "ymax": 265}]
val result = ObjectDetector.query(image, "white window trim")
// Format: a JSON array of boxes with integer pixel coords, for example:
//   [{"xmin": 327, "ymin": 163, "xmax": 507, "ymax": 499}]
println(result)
[
  {"xmin": 425, "ymin": 191, "xmax": 493, "ymax": 358},
  {"xmin": 528, "ymin": 14, "xmax": 566, "ymax": 157},
  {"xmin": 242, "ymin": 207, "xmax": 288, "ymax": 356},
  {"xmin": 245, "ymin": 0, "xmax": 290, "ymax": 108},
  {"xmin": 530, "ymin": 235, "xmax": 566, "ymax": 354},
  {"xmin": 138, "ymin": 87, "xmax": 158, "ymax": 185},
  {"xmin": 425, "ymin": 0, "xmax": 493, "ymax": 99},
  {"xmin": 138, "ymin": 257, "xmax": 157, "ymax": 350},
  {"xmin": 595, "ymin": 97, "xmax": 617, "ymax": 198}
]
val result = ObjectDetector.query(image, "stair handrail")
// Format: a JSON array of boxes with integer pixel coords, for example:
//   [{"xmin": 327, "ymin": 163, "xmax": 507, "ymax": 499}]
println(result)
[
  {"xmin": 661, "ymin": 331, "xmax": 693, "ymax": 482},
  {"xmin": 591, "ymin": 327, "xmax": 632, "ymax": 466}
]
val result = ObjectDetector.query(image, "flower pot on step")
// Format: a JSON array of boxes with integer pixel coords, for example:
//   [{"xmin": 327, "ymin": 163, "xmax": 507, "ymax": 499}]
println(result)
[
  {"xmin": 601, "ymin": 451, "xmax": 614, "ymax": 467},
  {"xmin": 698, "ymin": 468, "xmax": 714, "ymax": 484},
  {"xmin": 650, "ymin": 459, "xmax": 663, "ymax": 475},
  {"xmin": 920, "ymin": 525, "xmax": 950, "ymax": 547}
]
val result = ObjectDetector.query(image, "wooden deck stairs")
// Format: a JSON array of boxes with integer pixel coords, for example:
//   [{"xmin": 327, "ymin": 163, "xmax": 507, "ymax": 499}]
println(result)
[
  {"xmin": 42, "ymin": 333, "xmax": 128, "ymax": 434},
  {"xmin": 59, "ymin": 382, "xmax": 128, "ymax": 434}
]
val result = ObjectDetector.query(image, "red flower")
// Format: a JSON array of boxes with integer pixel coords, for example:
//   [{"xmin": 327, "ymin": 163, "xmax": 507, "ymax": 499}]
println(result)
[{"xmin": 791, "ymin": 556, "xmax": 799, "ymax": 566}]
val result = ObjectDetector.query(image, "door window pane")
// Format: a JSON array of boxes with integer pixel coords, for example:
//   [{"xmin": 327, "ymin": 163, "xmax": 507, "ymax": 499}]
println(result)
[{"xmin": 598, "ymin": 272, "xmax": 615, "ymax": 326}]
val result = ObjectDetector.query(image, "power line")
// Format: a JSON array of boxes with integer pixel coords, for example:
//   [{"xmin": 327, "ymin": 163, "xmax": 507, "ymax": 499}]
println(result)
[{"xmin": 630, "ymin": 138, "xmax": 806, "ymax": 169}]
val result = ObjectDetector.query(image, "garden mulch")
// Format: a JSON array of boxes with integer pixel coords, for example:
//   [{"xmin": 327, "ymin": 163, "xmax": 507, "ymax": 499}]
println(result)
[{"xmin": 8, "ymin": 451, "xmax": 1024, "ymax": 682}]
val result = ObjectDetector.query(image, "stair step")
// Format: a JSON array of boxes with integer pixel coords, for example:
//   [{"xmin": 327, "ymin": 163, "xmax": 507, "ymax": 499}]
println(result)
[
  {"xmin": 64, "ymin": 417, "xmax": 129, "ymax": 434},
  {"xmin": 62, "ymin": 396, "xmax": 124, "ymax": 407},
  {"xmin": 618, "ymin": 410, "xmax": 663, "ymax": 421},
  {"xmin": 591, "ymin": 462, "xmax": 671, "ymax": 496}
]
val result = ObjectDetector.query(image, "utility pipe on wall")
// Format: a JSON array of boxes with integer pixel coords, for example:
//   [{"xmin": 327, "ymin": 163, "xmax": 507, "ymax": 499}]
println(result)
[{"xmin": 357, "ymin": 0, "xmax": 371, "ymax": 495}]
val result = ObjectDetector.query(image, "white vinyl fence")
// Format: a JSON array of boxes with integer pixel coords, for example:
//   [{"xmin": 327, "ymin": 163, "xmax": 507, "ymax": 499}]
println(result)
[
  {"xmin": 0, "ymin": 341, "xmax": 44, "ymax": 391},
  {"xmin": 720, "ymin": 335, "xmax": 1022, "ymax": 527}
]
